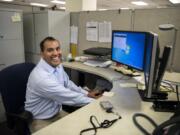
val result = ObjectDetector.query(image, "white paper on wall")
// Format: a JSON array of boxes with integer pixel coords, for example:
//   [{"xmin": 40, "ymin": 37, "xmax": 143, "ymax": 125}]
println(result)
[
  {"xmin": 86, "ymin": 21, "xmax": 98, "ymax": 41},
  {"xmin": 11, "ymin": 12, "xmax": 21, "ymax": 22},
  {"xmin": 70, "ymin": 26, "xmax": 78, "ymax": 44},
  {"xmin": 99, "ymin": 21, "xmax": 111, "ymax": 42}
]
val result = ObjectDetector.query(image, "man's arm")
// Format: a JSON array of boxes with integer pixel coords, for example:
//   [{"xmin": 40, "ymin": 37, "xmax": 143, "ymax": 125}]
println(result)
[
  {"xmin": 36, "ymin": 78, "xmax": 95, "ymax": 106},
  {"xmin": 63, "ymin": 71, "xmax": 89, "ymax": 95}
]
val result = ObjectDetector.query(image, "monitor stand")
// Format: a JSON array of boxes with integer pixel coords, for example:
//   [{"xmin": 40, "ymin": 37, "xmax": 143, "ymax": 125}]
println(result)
[{"xmin": 138, "ymin": 90, "xmax": 168, "ymax": 102}]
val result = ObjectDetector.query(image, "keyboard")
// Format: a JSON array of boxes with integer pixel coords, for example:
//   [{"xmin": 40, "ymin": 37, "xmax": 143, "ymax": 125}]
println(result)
[{"xmin": 83, "ymin": 60, "xmax": 108, "ymax": 67}]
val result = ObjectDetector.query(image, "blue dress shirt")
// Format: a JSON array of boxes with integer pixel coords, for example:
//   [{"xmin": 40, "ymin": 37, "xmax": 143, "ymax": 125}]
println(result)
[{"xmin": 25, "ymin": 58, "xmax": 94, "ymax": 119}]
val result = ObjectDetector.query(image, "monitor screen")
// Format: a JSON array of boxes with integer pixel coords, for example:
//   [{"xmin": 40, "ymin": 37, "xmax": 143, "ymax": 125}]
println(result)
[{"xmin": 111, "ymin": 30, "xmax": 146, "ymax": 71}]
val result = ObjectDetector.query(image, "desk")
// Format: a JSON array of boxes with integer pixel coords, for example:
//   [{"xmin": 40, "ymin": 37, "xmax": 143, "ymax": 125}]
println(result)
[
  {"xmin": 33, "ymin": 62, "xmax": 177, "ymax": 135},
  {"xmin": 164, "ymin": 72, "xmax": 180, "ymax": 84}
]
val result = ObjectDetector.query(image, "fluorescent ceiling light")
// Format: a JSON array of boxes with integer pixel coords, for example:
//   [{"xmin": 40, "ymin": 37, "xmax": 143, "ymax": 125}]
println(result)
[
  {"xmin": 51, "ymin": 0, "xmax": 66, "ymax": 4},
  {"xmin": 169, "ymin": 0, "xmax": 180, "ymax": 4},
  {"xmin": 1, "ymin": 0, "xmax": 13, "ymax": 2},
  {"xmin": 131, "ymin": 1, "xmax": 148, "ymax": 6},
  {"xmin": 30, "ymin": 3, "xmax": 48, "ymax": 7}
]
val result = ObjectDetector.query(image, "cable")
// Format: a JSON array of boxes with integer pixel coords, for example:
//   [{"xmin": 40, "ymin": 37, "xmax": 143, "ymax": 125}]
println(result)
[
  {"xmin": 162, "ymin": 80, "xmax": 180, "ymax": 101},
  {"xmin": 152, "ymin": 116, "xmax": 180, "ymax": 135},
  {"xmin": 133, "ymin": 113, "xmax": 180, "ymax": 135},
  {"xmin": 132, "ymin": 113, "xmax": 158, "ymax": 135},
  {"xmin": 160, "ymin": 85, "xmax": 174, "ymax": 93},
  {"xmin": 161, "ymin": 80, "xmax": 175, "ymax": 92},
  {"xmin": 175, "ymin": 85, "xmax": 180, "ymax": 102},
  {"xmin": 80, "ymin": 114, "xmax": 121, "ymax": 135}
]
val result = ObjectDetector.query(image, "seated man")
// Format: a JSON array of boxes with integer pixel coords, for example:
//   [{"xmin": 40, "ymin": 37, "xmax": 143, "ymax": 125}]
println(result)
[{"xmin": 25, "ymin": 37, "xmax": 101, "ymax": 132}]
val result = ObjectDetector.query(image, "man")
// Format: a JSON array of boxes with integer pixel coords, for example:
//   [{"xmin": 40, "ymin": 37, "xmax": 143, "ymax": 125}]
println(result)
[{"xmin": 25, "ymin": 37, "xmax": 101, "ymax": 121}]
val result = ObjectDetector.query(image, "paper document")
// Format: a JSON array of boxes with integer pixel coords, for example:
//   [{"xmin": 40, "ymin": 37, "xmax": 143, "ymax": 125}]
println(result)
[
  {"xmin": 133, "ymin": 75, "xmax": 144, "ymax": 84},
  {"xmin": 86, "ymin": 21, "xmax": 98, "ymax": 41},
  {"xmin": 11, "ymin": 13, "xmax": 21, "ymax": 22},
  {"xmin": 99, "ymin": 21, "xmax": 112, "ymax": 42},
  {"xmin": 70, "ymin": 26, "xmax": 78, "ymax": 44}
]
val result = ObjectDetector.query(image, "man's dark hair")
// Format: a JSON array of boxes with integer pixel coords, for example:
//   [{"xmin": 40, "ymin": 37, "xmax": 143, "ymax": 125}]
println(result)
[{"xmin": 40, "ymin": 36, "xmax": 58, "ymax": 52}]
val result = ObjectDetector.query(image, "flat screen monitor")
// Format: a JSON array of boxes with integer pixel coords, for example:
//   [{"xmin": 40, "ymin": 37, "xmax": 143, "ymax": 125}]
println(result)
[
  {"xmin": 111, "ymin": 30, "xmax": 146, "ymax": 71},
  {"xmin": 144, "ymin": 32, "xmax": 160, "ymax": 99},
  {"xmin": 143, "ymin": 32, "xmax": 171, "ymax": 100}
]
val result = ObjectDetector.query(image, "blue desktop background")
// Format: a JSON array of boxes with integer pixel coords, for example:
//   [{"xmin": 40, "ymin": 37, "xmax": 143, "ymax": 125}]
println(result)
[{"xmin": 112, "ymin": 31, "xmax": 146, "ymax": 70}]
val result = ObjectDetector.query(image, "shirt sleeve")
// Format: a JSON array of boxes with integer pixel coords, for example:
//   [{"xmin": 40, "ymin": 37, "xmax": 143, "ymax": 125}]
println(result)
[
  {"xmin": 35, "ymin": 77, "xmax": 94, "ymax": 106},
  {"xmin": 63, "ymin": 69, "xmax": 89, "ymax": 95}
]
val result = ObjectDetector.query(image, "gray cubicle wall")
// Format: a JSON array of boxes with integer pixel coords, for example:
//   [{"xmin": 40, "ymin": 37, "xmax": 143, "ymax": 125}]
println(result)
[
  {"xmin": 71, "ymin": 7, "xmax": 180, "ymax": 72},
  {"xmin": 70, "ymin": 12, "xmax": 80, "ymax": 26},
  {"xmin": 75, "ymin": 10, "xmax": 133, "ymax": 55},
  {"xmin": 0, "ymin": 2, "xmax": 42, "ymax": 13},
  {"xmin": 133, "ymin": 8, "xmax": 180, "ymax": 72}
]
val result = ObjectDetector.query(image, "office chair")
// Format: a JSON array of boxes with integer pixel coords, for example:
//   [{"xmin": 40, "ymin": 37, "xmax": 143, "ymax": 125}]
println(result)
[{"xmin": 0, "ymin": 63, "xmax": 35, "ymax": 135}]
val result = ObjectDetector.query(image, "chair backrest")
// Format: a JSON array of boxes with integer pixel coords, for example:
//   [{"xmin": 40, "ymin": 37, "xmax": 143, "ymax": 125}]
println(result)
[{"xmin": 0, "ymin": 63, "xmax": 35, "ymax": 114}]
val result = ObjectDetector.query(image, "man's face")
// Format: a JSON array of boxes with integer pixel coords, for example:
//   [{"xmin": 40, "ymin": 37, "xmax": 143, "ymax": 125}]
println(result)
[{"xmin": 41, "ymin": 40, "xmax": 62, "ymax": 67}]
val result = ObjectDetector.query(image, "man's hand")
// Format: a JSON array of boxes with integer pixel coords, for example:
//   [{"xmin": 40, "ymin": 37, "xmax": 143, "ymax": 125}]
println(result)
[{"xmin": 87, "ymin": 90, "xmax": 103, "ymax": 99}]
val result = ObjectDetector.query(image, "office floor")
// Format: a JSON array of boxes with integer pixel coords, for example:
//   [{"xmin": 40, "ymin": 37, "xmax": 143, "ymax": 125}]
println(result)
[{"xmin": 0, "ymin": 121, "xmax": 16, "ymax": 135}]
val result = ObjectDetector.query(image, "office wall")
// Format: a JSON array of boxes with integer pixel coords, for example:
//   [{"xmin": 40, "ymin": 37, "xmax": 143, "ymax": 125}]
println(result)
[
  {"xmin": 0, "ymin": 3, "xmax": 47, "ymax": 65},
  {"xmin": 0, "ymin": 3, "xmax": 180, "ymax": 71},
  {"xmin": 0, "ymin": 2, "xmax": 41, "ymax": 13},
  {"xmin": 70, "ymin": 12, "xmax": 80, "ymax": 26},
  {"xmin": 71, "ymin": 7, "xmax": 180, "ymax": 72},
  {"xmin": 133, "ymin": 8, "xmax": 180, "ymax": 71},
  {"xmin": 76, "ymin": 10, "xmax": 132, "ymax": 55}
]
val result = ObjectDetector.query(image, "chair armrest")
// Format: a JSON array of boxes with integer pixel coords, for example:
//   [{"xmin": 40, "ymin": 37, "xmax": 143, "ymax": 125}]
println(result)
[
  {"xmin": 7, "ymin": 110, "xmax": 33, "ymax": 124},
  {"xmin": 6, "ymin": 111, "xmax": 33, "ymax": 135}
]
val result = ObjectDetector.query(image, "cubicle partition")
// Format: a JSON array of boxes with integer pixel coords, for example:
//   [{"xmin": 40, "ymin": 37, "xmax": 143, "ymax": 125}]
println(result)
[{"xmin": 70, "ymin": 7, "xmax": 180, "ymax": 72}]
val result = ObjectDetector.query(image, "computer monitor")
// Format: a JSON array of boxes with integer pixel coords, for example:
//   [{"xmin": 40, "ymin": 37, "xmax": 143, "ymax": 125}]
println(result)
[
  {"xmin": 155, "ymin": 46, "xmax": 172, "ymax": 92},
  {"xmin": 143, "ymin": 32, "xmax": 160, "ymax": 99},
  {"xmin": 143, "ymin": 32, "xmax": 171, "ymax": 101},
  {"xmin": 111, "ymin": 30, "xmax": 146, "ymax": 71},
  {"xmin": 111, "ymin": 30, "xmax": 171, "ymax": 101}
]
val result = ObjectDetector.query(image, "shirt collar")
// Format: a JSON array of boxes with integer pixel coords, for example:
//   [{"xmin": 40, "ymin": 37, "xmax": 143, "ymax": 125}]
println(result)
[{"xmin": 38, "ymin": 58, "xmax": 61, "ymax": 74}]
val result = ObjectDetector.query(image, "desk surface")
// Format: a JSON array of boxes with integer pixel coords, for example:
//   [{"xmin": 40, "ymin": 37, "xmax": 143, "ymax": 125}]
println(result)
[
  {"xmin": 33, "ymin": 62, "xmax": 179, "ymax": 135},
  {"xmin": 62, "ymin": 61, "xmax": 122, "ymax": 82}
]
